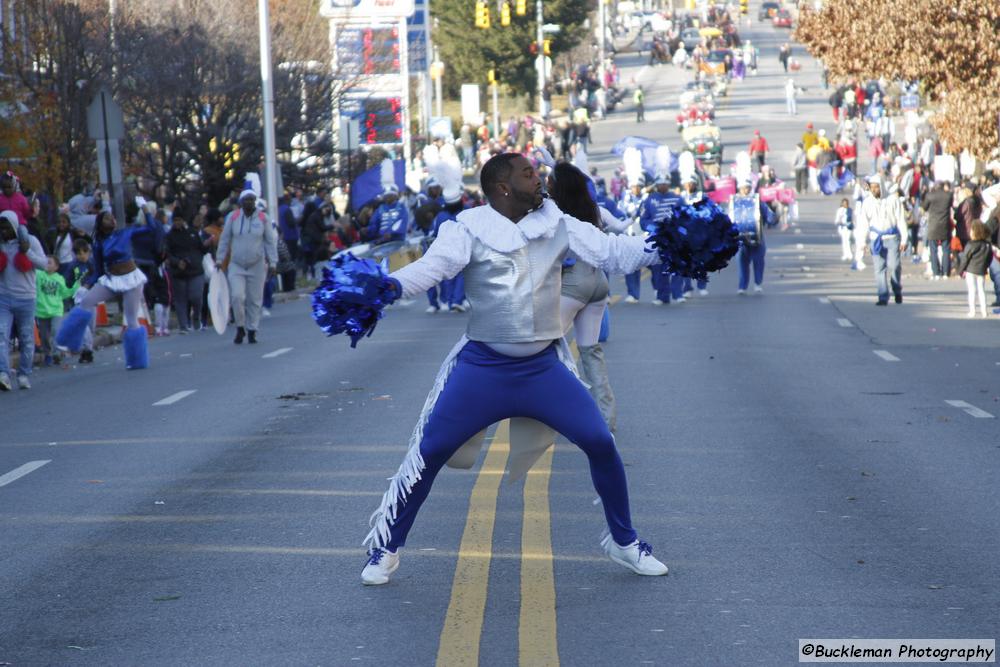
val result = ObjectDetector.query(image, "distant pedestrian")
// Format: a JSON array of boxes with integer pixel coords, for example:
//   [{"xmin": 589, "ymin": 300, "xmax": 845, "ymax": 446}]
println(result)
[
  {"xmin": 778, "ymin": 43, "xmax": 791, "ymax": 73},
  {"xmin": 0, "ymin": 211, "xmax": 47, "ymax": 390},
  {"xmin": 748, "ymin": 130, "xmax": 769, "ymax": 169},
  {"xmin": 165, "ymin": 215, "xmax": 207, "ymax": 333},
  {"xmin": 792, "ymin": 143, "xmax": 808, "ymax": 194},
  {"xmin": 784, "ymin": 78, "xmax": 798, "ymax": 115},
  {"xmin": 834, "ymin": 198, "xmax": 854, "ymax": 261},
  {"xmin": 921, "ymin": 182, "xmax": 953, "ymax": 279},
  {"xmin": 633, "ymin": 86, "xmax": 645, "ymax": 123},
  {"xmin": 858, "ymin": 176, "xmax": 907, "ymax": 305}
]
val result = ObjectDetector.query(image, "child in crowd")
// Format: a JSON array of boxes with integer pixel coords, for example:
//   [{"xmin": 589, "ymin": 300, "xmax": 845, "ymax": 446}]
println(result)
[
  {"xmin": 957, "ymin": 220, "xmax": 993, "ymax": 318},
  {"xmin": 834, "ymin": 198, "xmax": 854, "ymax": 261},
  {"xmin": 35, "ymin": 256, "xmax": 80, "ymax": 365},
  {"xmin": 64, "ymin": 239, "xmax": 96, "ymax": 362}
]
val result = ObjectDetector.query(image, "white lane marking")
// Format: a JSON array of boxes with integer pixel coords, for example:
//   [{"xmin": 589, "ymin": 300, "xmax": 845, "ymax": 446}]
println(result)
[
  {"xmin": 0, "ymin": 460, "xmax": 51, "ymax": 488},
  {"xmin": 836, "ymin": 318, "xmax": 854, "ymax": 328},
  {"xmin": 795, "ymin": 243, "xmax": 804, "ymax": 249},
  {"xmin": 818, "ymin": 297, "xmax": 830, "ymax": 304},
  {"xmin": 945, "ymin": 400, "xmax": 995, "ymax": 419},
  {"xmin": 873, "ymin": 350, "xmax": 900, "ymax": 362},
  {"xmin": 798, "ymin": 255, "xmax": 806, "ymax": 260},
  {"xmin": 262, "ymin": 347, "xmax": 293, "ymax": 359},
  {"xmin": 153, "ymin": 390, "xmax": 197, "ymax": 407}
]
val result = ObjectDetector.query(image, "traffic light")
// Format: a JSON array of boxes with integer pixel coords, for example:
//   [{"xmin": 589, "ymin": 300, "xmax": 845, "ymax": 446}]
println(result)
[
  {"xmin": 515, "ymin": 0, "xmax": 526, "ymax": 15},
  {"xmin": 475, "ymin": 1, "xmax": 490, "ymax": 28},
  {"xmin": 500, "ymin": 2, "xmax": 511, "ymax": 26},
  {"xmin": 739, "ymin": 0, "xmax": 748, "ymax": 13},
  {"xmin": 543, "ymin": 39, "xmax": 551, "ymax": 55},
  {"xmin": 487, "ymin": 69, "xmax": 496, "ymax": 84}
]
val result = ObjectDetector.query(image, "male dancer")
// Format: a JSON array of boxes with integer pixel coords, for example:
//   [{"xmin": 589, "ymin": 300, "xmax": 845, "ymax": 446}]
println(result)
[
  {"xmin": 729, "ymin": 180, "xmax": 776, "ymax": 294},
  {"xmin": 361, "ymin": 154, "xmax": 669, "ymax": 584},
  {"xmin": 639, "ymin": 175, "xmax": 684, "ymax": 305}
]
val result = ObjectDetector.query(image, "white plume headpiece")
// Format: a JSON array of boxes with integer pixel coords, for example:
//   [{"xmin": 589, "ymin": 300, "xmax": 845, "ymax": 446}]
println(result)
[
  {"xmin": 678, "ymin": 151, "xmax": 696, "ymax": 183},
  {"xmin": 623, "ymin": 147, "xmax": 644, "ymax": 187},
  {"xmin": 426, "ymin": 144, "xmax": 464, "ymax": 203},
  {"xmin": 654, "ymin": 145, "xmax": 672, "ymax": 180}
]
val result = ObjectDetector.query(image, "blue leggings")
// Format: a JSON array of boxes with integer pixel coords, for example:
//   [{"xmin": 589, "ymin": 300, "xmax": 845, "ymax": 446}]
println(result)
[
  {"xmin": 738, "ymin": 244, "xmax": 766, "ymax": 290},
  {"xmin": 385, "ymin": 341, "xmax": 637, "ymax": 550}
]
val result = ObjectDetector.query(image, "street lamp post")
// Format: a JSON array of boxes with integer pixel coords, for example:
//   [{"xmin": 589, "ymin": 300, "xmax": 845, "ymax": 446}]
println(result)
[
  {"xmin": 536, "ymin": 0, "xmax": 545, "ymax": 118},
  {"xmin": 257, "ymin": 0, "xmax": 279, "ymax": 220}
]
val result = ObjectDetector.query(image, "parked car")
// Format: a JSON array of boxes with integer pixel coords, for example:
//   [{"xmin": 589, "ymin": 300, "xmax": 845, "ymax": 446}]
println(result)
[
  {"xmin": 758, "ymin": 1, "xmax": 781, "ymax": 21},
  {"xmin": 772, "ymin": 8, "xmax": 793, "ymax": 27}
]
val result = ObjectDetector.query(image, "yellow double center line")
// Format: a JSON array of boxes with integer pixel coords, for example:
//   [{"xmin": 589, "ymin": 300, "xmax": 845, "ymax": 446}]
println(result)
[{"xmin": 435, "ymin": 421, "xmax": 560, "ymax": 666}]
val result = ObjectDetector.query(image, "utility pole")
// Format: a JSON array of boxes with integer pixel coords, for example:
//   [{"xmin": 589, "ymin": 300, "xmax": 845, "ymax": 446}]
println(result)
[
  {"xmin": 257, "ymin": 0, "xmax": 280, "ymax": 219},
  {"xmin": 598, "ymin": 0, "xmax": 607, "ymax": 94}
]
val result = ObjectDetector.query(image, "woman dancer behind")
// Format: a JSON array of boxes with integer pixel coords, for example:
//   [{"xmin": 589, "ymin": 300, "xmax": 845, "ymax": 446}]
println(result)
[
  {"xmin": 57, "ymin": 211, "xmax": 152, "ymax": 369},
  {"xmin": 548, "ymin": 161, "xmax": 618, "ymax": 433}
]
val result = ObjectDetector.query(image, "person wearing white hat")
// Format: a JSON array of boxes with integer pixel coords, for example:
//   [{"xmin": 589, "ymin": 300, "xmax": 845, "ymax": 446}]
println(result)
[
  {"xmin": 618, "ymin": 178, "xmax": 647, "ymax": 302},
  {"xmin": 217, "ymin": 190, "xmax": 277, "ymax": 344},
  {"xmin": 857, "ymin": 174, "xmax": 907, "ymax": 305},
  {"xmin": 729, "ymin": 180, "xmax": 775, "ymax": 294},
  {"xmin": 369, "ymin": 185, "xmax": 412, "ymax": 245},
  {"xmin": 638, "ymin": 175, "xmax": 685, "ymax": 304}
]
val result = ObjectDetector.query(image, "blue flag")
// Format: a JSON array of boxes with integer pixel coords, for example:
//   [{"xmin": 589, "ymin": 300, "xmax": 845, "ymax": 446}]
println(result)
[
  {"xmin": 819, "ymin": 160, "xmax": 855, "ymax": 195},
  {"xmin": 350, "ymin": 160, "xmax": 406, "ymax": 211}
]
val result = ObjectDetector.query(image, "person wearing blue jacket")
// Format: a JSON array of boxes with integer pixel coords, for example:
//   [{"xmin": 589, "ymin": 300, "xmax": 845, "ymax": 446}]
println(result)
[
  {"xmin": 57, "ymin": 211, "xmax": 155, "ymax": 369},
  {"xmin": 729, "ymin": 181, "xmax": 777, "ymax": 294},
  {"xmin": 369, "ymin": 185, "xmax": 412, "ymax": 245},
  {"xmin": 639, "ymin": 175, "xmax": 685, "ymax": 304},
  {"xmin": 424, "ymin": 197, "xmax": 467, "ymax": 313}
]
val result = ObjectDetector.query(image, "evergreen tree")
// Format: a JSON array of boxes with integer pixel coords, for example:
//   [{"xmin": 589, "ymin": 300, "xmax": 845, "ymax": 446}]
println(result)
[{"xmin": 432, "ymin": 0, "xmax": 590, "ymax": 99}]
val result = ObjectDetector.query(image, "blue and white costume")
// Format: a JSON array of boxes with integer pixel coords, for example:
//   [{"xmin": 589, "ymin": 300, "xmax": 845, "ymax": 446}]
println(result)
[
  {"xmin": 618, "ymin": 186, "xmax": 647, "ymax": 301},
  {"xmin": 638, "ymin": 185, "xmax": 684, "ymax": 303},
  {"xmin": 365, "ymin": 198, "xmax": 659, "ymax": 557},
  {"xmin": 424, "ymin": 203, "xmax": 468, "ymax": 312},
  {"xmin": 370, "ymin": 200, "xmax": 413, "ymax": 243},
  {"xmin": 729, "ymin": 190, "xmax": 776, "ymax": 292}
]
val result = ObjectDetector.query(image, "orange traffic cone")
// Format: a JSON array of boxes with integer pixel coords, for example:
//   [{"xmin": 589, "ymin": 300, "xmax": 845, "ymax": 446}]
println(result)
[{"xmin": 95, "ymin": 302, "xmax": 109, "ymax": 326}]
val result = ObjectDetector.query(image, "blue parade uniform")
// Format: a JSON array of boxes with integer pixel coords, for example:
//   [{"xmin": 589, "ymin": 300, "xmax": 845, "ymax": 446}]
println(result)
[
  {"xmin": 639, "ymin": 191, "xmax": 684, "ymax": 302},
  {"xmin": 369, "ymin": 201, "xmax": 412, "ymax": 243},
  {"xmin": 729, "ymin": 193, "xmax": 776, "ymax": 291},
  {"xmin": 682, "ymin": 190, "xmax": 709, "ymax": 292},
  {"xmin": 618, "ymin": 189, "xmax": 646, "ymax": 300},
  {"xmin": 425, "ymin": 204, "xmax": 467, "ymax": 311}
]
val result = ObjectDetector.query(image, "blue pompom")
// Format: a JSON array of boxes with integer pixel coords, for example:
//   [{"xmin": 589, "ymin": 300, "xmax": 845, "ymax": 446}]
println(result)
[
  {"xmin": 647, "ymin": 199, "xmax": 740, "ymax": 282},
  {"xmin": 310, "ymin": 252, "xmax": 400, "ymax": 347}
]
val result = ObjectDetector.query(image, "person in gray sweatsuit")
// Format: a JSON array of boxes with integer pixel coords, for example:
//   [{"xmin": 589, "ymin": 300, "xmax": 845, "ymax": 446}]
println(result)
[
  {"xmin": 217, "ymin": 190, "xmax": 276, "ymax": 344},
  {"xmin": 0, "ymin": 211, "xmax": 48, "ymax": 390}
]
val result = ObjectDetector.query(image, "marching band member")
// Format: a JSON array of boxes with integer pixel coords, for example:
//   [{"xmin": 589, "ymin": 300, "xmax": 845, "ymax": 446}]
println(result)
[{"xmin": 729, "ymin": 180, "xmax": 776, "ymax": 294}]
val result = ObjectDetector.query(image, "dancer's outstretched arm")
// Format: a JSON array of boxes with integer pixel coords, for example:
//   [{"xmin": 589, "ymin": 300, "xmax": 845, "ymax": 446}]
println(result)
[{"xmin": 390, "ymin": 222, "xmax": 472, "ymax": 297}]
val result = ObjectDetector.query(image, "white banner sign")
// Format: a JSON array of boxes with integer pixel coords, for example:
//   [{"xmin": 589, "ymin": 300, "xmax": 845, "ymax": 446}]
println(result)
[{"xmin": 321, "ymin": 0, "xmax": 414, "ymax": 19}]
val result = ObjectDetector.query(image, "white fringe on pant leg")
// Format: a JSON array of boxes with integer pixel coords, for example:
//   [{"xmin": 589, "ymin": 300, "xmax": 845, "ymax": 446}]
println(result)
[{"xmin": 363, "ymin": 335, "xmax": 470, "ymax": 551}]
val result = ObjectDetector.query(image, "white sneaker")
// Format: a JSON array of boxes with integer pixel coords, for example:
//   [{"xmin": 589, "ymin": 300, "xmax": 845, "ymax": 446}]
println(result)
[
  {"xmin": 17, "ymin": 374, "xmax": 31, "ymax": 390},
  {"xmin": 698, "ymin": 289, "xmax": 709, "ymax": 296},
  {"xmin": 753, "ymin": 285, "xmax": 763, "ymax": 293},
  {"xmin": 449, "ymin": 303, "xmax": 467, "ymax": 313},
  {"xmin": 737, "ymin": 289, "xmax": 747, "ymax": 295},
  {"xmin": 651, "ymin": 299, "xmax": 664, "ymax": 306},
  {"xmin": 0, "ymin": 372, "xmax": 11, "ymax": 391},
  {"xmin": 425, "ymin": 305, "xmax": 440, "ymax": 314},
  {"xmin": 601, "ymin": 534, "xmax": 668, "ymax": 576},
  {"xmin": 262, "ymin": 308, "xmax": 272, "ymax": 318},
  {"xmin": 624, "ymin": 295, "xmax": 638, "ymax": 304},
  {"xmin": 361, "ymin": 547, "xmax": 400, "ymax": 585},
  {"xmin": 674, "ymin": 297, "xmax": 687, "ymax": 303},
  {"xmin": 967, "ymin": 310, "xmax": 976, "ymax": 318}
]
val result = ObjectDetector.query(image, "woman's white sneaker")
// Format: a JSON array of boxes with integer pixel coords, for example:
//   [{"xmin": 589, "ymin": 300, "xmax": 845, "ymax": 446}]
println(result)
[
  {"xmin": 601, "ymin": 535, "xmax": 668, "ymax": 576},
  {"xmin": 361, "ymin": 547, "xmax": 400, "ymax": 585}
]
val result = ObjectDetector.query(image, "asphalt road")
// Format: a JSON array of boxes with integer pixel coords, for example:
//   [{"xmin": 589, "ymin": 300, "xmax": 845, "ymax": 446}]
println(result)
[{"xmin": 2, "ymin": 8, "xmax": 998, "ymax": 667}]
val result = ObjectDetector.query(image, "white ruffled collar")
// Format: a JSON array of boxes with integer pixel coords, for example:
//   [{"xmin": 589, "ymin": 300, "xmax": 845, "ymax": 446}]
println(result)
[{"xmin": 455, "ymin": 199, "xmax": 562, "ymax": 252}]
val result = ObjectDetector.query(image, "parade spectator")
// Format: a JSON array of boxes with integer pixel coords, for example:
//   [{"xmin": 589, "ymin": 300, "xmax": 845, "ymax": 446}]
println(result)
[
  {"xmin": 921, "ymin": 182, "xmax": 954, "ymax": 279},
  {"xmin": 858, "ymin": 176, "xmax": 907, "ymax": 305},
  {"xmin": 0, "ymin": 210, "xmax": 47, "ymax": 391},
  {"xmin": 34, "ymin": 255, "xmax": 80, "ymax": 365},
  {"xmin": 278, "ymin": 194, "xmax": 300, "ymax": 263},
  {"xmin": 802, "ymin": 123, "xmax": 818, "ymax": 152},
  {"xmin": 778, "ymin": 43, "xmax": 791, "ymax": 72},
  {"xmin": 748, "ymin": 130, "xmax": 769, "ymax": 169},
  {"xmin": 369, "ymin": 186, "xmax": 411, "ymax": 245},
  {"xmin": 217, "ymin": 190, "xmax": 277, "ymax": 345},
  {"xmin": 64, "ymin": 239, "xmax": 96, "ymax": 363},
  {"xmin": 48, "ymin": 212, "xmax": 76, "ymax": 271},
  {"xmin": 784, "ymin": 78, "xmax": 799, "ymax": 115},
  {"xmin": 792, "ymin": 143, "xmax": 807, "ymax": 194},
  {"xmin": 957, "ymin": 220, "xmax": 992, "ymax": 317},
  {"xmin": 0, "ymin": 172, "xmax": 33, "ymax": 227},
  {"xmin": 165, "ymin": 215, "xmax": 207, "ymax": 333}
]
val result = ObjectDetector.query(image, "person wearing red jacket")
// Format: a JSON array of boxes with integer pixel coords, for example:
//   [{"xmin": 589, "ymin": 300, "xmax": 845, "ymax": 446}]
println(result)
[
  {"xmin": 835, "ymin": 137, "xmax": 858, "ymax": 177},
  {"xmin": 0, "ymin": 173, "xmax": 32, "ymax": 248},
  {"xmin": 748, "ymin": 130, "xmax": 770, "ymax": 169}
]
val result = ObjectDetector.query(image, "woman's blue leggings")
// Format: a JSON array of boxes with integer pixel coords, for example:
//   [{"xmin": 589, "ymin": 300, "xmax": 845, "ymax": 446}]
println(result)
[{"xmin": 384, "ymin": 340, "xmax": 637, "ymax": 550}]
